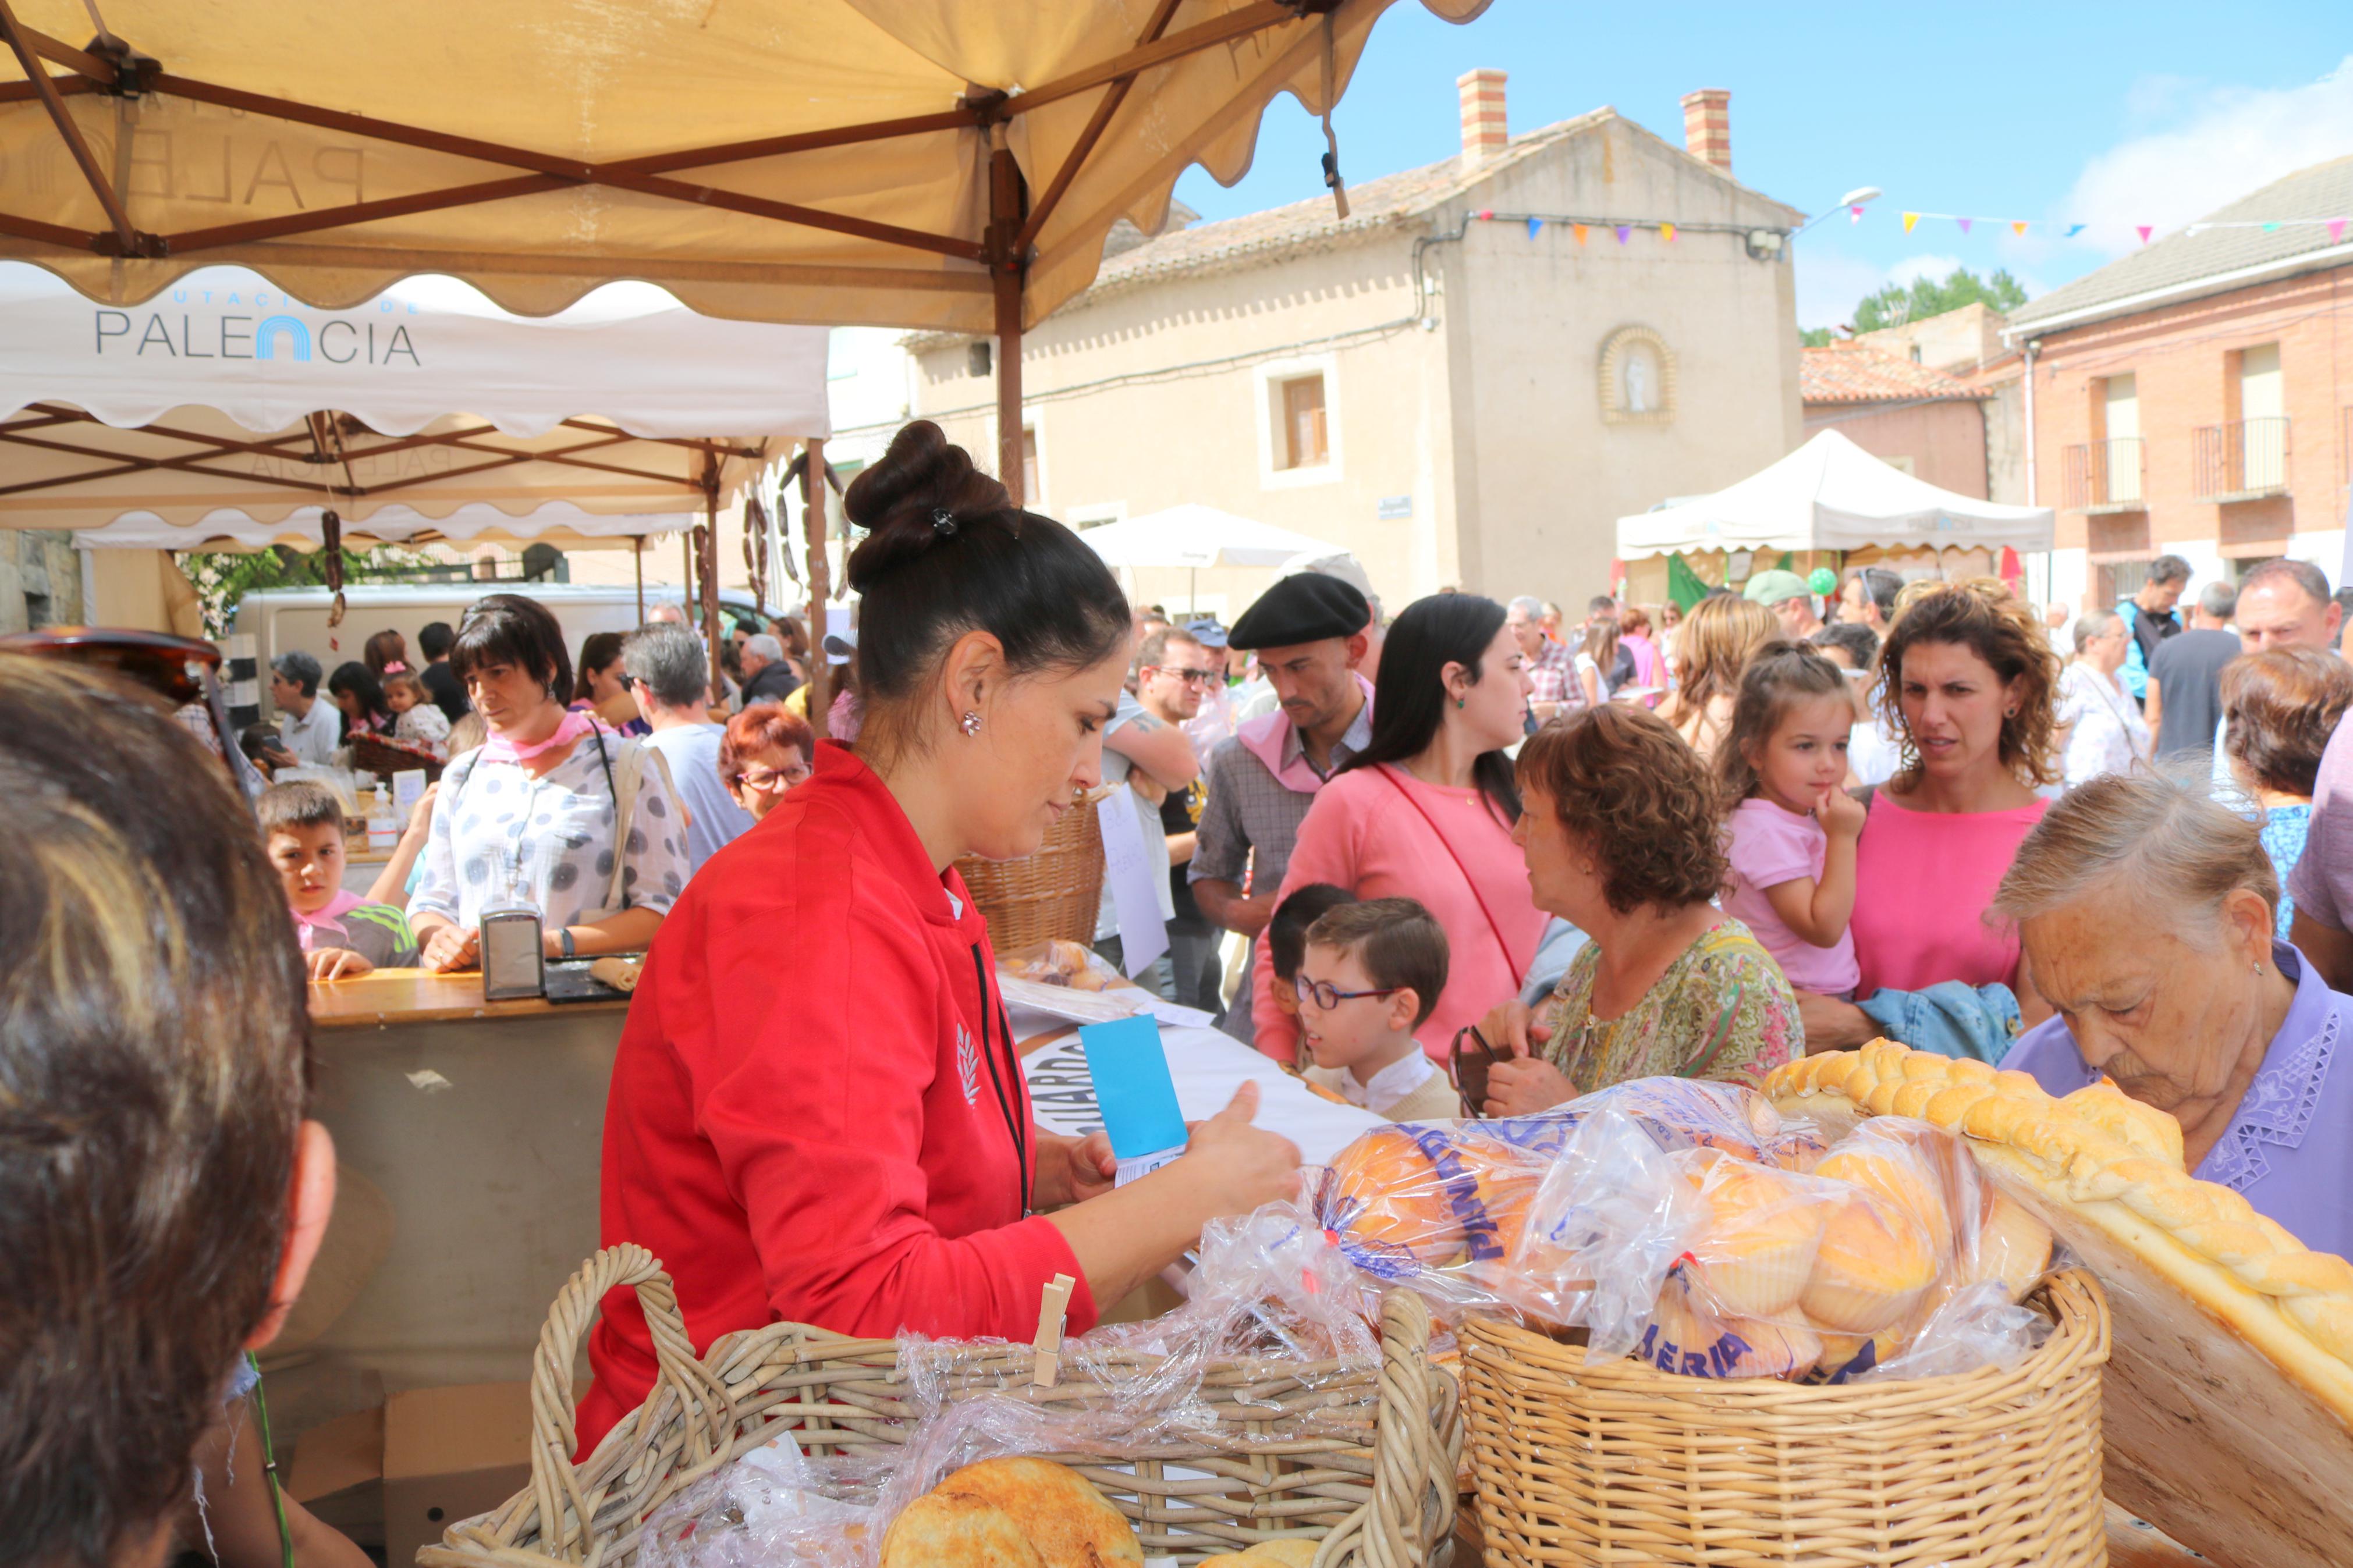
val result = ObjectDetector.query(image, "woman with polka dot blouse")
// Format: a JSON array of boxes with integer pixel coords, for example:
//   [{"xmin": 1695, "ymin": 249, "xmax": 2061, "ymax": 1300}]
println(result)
[{"xmin": 409, "ymin": 594, "xmax": 689, "ymax": 972}]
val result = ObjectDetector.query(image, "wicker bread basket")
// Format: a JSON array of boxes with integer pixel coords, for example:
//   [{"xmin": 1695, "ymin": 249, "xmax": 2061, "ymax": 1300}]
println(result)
[
  {"xmin": 349, "ymin": 730, "xmax": 446, "ymax": 784},
  {"xmin": 953, "ymin": 784, "xmax": 1110, "ymax": 954},
  {"xmin": 420, "ymin": 1245, "xmax": 1463, "ymax": 1568},
  {"xmin": 1463, "ymin": 1268, "xmax": 2110, "ymax": 1567}
]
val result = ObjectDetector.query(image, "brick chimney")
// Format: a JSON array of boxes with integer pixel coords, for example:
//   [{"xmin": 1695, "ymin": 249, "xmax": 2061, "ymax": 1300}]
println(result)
[
  {"xmin": 1457, "ymin": 69, "xmax": 1507, "ymax": 168},
  {"xmin": 1680, "ymin": 88, "xmax": 1731, "ymax": 173}
]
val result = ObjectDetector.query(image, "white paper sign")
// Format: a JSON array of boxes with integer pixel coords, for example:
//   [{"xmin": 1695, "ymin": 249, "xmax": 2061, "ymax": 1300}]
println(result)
[
  {"xmin": 1096, "ymin": 784, "xmax": 1169, "ymax": 977},
  {"xmin": 391, "ymin": 767, "xmax": 428, "ymax": 815}
]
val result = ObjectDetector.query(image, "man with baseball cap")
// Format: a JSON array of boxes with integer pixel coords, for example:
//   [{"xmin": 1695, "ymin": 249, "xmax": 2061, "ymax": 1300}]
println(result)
[
  {"xmin": 1744, "ymin": 568, "xmax": 1823, "ymax": 641},
  {"xmin": 1190, "ymin": 573, "xmax": 1375, "ymax": 1042}
]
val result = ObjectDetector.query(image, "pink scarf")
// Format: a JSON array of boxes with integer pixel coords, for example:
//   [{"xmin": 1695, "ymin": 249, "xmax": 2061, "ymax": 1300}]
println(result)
[
  {"xmin": 478, "ymin": 706, "xmax": 607, "ymax": 766},
  {"xmin": 1237, "ymin": 674, "xmax": 1375, "ymax": 793},
  {"xmin": 292, "ymin": 889, "xmax": 368, "ymax": 951}
]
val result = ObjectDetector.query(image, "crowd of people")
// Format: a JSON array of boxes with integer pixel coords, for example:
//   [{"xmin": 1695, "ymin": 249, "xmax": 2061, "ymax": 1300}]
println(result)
[{"xmin": 13, "ymin": 414, "xmax": 2353, "ymax": 1568}]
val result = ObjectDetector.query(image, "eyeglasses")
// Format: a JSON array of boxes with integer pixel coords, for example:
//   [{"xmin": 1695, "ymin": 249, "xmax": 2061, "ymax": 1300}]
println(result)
[
  {"xmin": 1147, "ymin": 666, "xmax": 1220, "ymax": 686},
  {"xmin": 1293, "ymin": 973, "xmax": 1401, "ymax": 1011},
  {"xmin": 1450, "ymin": 1024, "xmax": 1502, "ymax": 1117},
  {"xmin": 738, "ymin": 759, "xmax": 813, "ymax": 790}
]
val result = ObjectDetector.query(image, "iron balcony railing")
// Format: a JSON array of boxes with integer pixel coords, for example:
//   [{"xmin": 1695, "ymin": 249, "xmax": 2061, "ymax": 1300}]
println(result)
[
  {"xmin": 2063, "ymin": 437, "xmax": 2146, "ymax": 510},
  {"xmin": 2195, "ymin": 417, "xmax": 2291, "ymax": 500}
]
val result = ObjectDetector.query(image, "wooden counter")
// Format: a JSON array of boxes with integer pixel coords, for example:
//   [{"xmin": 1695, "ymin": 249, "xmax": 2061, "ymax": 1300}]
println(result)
[
  {"xmin": 276, "ymin": 968, "xmax": 628, "ymax": 1453},
  {"xmin": 310, "ymin": 967, "xmax": 629, "ymax": 1027}
]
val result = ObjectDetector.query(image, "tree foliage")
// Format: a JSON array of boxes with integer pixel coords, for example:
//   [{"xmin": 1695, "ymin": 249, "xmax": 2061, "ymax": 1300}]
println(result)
[
  {"xmin": 180, "ymin": 544, "xmax": 435, "ymax": 638},
  {"xmin": 1850, "ymin": 266, "xmax": 2027, "ymax": 334}
]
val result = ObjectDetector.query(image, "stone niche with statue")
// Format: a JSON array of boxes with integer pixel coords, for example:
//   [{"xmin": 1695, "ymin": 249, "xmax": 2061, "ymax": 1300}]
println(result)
[{"xmin": 1599, "ymin": 325, "xmax": 1677, "ymax": 426}]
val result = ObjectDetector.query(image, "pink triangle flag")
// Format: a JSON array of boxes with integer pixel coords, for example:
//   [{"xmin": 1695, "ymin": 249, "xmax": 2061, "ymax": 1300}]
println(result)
[
  {"xmin": 2135, "ymin": 225, "xmax": 2153, "ymax": 244},
  {"xmin": 1957, "ymin": 217, "xmax": 1972, "ymax": 234},
  {"xmin": 2331, "ymin": 218, "xmax": 2348, "ymax": 244},
  {"xmin": 1849, "ymin": 204, "xmax": 1864, "ymax": 223}
]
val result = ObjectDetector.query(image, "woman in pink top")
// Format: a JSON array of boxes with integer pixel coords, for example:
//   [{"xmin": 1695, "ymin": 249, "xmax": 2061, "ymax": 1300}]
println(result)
[
  {"xmin": 1800, "ymin": 580, "xmax": 2062, "ymax": 1048},
  {"xmin": 1252, "ymin": 594, "xmax": 1544, "ymax": 1063}
]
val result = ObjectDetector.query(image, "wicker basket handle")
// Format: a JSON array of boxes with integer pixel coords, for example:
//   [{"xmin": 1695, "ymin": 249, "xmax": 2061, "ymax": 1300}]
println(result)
[
  {"xmin": 525, "ymin": 1245, "xmax": 727, "ymax": 1565},
  {"xmin": 1314, "ymin": 1287, "xmax": 1454, "ymax": 1568}
]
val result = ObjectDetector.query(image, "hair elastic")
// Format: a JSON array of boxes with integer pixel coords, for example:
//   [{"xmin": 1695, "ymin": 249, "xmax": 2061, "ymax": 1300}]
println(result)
[{"xmin": 932, "ymin": 508, "xmax": 959, "ymax": 536}]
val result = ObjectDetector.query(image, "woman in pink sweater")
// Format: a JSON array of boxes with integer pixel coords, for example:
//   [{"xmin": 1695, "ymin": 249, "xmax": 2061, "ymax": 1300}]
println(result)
[{"xmin": 1252, "ymin": 594, "xmax": 1545, "ymax": 1063}]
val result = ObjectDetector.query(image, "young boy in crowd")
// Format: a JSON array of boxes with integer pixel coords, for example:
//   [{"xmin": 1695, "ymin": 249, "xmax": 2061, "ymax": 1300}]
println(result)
[
  {"xmin": 261, "ymin": 780, "xmax": 420, "ymax": 980},
  {"xmin": 1264, "ymin": 882, "xmax": 1360, "ymax": 1039},
  {"xmin": 1292, "ymin": 897, "xmax": 1458, "ymax": 1122}
]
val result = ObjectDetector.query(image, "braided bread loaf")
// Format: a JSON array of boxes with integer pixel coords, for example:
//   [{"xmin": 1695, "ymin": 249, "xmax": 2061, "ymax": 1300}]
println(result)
[{"xmin": 1768, "ymin": 1040, "xmax": 2353, "ymax": 1414}]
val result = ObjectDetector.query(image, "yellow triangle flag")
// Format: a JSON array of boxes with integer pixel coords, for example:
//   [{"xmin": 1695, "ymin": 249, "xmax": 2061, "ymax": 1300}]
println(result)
[
  {"xmin": 1572, "ymin": 223, "xmax": 1589, "ymax": 246},
  {"xmin": 1660, "ymin": 222, "xmax": 1677, "ymax": 243},
  {"xmin": 2011, "ymin": 220, "xmax": 2029, "ymax": 237},
  {"xmin": 1901, "ymin": 211, "xmax": 1921, "ymax": 233}
]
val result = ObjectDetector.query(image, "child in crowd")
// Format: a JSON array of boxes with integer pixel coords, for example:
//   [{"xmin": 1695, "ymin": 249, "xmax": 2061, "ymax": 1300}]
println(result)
[
  {"xmin": 1293, "ymin": 898, "xmax": 1457, "ymax": 1121},
  {"xmin": 1264, "ymin": 882, "xmax": 1360, "ymax": 1036},
  {"xmin": 261, "ymin": 780, "xmax": 420, "ymax": 980},
  {"xmin": 1716, "ymin": 642, "xmax": 1865, "ymax": 998},
  {"xmin": 384, "ymin": 668, "xmax": 453, "ymax": 759}
]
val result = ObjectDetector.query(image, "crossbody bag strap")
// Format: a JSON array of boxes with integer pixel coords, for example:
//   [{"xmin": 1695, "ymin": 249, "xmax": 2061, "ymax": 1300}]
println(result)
[
  {"xmin": 1375, "ymin": 765, "xmax": 1525, "ymax": 987},
  {"xmin": 594, "ymin": 728, "xmax": 641, "ymax": 914}
]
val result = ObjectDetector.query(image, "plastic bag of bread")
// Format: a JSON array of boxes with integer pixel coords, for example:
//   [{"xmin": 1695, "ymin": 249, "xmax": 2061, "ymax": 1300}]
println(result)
[
  {"xmin": 1001, "ymin": 938, "xmax": 1119, "ymax": 992},
  {"xmin": 1489, "ymin": 1083, "xmax": 2056, "ymax": 1381}
]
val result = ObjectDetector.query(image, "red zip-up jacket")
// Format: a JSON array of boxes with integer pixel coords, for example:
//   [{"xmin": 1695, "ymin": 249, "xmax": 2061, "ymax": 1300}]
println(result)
[{"xmin": 579, "ymin": 742, "xmax": 1096, "ymax": 1454}]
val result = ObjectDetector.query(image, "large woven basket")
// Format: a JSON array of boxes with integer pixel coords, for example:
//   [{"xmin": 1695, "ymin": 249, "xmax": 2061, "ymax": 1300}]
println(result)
[
  {"xmin": 1463, "ymin": 1269, "xmax": 2110, "ymax": 1566},
  {"xmin": 349, "ymin": 730, "xmax": 445, "ymax": 784},
  {"xmin": 421, "ymin": 1245, "xmax": 1462, "ymax": 1568},
  {"xmin": 953, "ymin": 784, "xmax": 1109, "ymax": 954}
]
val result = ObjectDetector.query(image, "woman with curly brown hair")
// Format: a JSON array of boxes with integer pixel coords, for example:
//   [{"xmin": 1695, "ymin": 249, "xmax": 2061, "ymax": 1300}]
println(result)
[
  {"xmin": 1658, "ymin": 592, "xmax": 1777, "ymax": 760},
  {"xmin": 1798, "ymin": 579, "xmax": 2061, "ymax": 1051},
  {"xmin": 1474, "ymin": 703, "xmax": 1802, "ymax": 1115},
  {"xmin": 2221, "ymin": 646, "xmax": 2353, "ymax": 937}
]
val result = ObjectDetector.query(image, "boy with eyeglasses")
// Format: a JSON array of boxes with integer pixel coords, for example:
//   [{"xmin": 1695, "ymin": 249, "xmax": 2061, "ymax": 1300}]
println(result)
[{"xmin": 1292, "ymin": 897, "xmax": 1457, "ymax": 1122}]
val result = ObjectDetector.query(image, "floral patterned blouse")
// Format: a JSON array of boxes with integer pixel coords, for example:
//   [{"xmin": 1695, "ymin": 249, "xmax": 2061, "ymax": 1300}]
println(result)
[
  {"xmin": 409, "ymin": 733, "xmax": 690, "ymax": 934},
  {"xmin": 1537, "ymin": 918, "xmax": 1804, "ymax": 1093}
]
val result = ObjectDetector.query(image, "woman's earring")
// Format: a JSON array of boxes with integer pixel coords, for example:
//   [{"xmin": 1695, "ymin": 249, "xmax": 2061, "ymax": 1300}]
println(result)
[
  {"xmin": 1453, "ymin": 695, "xmax": 1467, "ymax": 709},
  {"xmin": 959, "ymin": 710, "xmax": 982, "ymax": 737}
]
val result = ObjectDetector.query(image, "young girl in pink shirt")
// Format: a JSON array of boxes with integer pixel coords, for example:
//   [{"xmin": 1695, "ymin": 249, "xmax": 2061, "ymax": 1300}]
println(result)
[{"xmin": 1715, "ymin": 642, "xmax": 1866, "ymax": 997}]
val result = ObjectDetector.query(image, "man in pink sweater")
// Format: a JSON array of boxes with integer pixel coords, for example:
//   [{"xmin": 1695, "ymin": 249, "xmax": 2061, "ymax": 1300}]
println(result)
[{"xmin": 1190, "ymin": 575, "xmax": 1376, "ymax": 1042}]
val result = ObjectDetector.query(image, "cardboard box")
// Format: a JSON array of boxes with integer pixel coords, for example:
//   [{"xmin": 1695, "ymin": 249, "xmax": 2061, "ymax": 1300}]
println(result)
[
  {"xmin": 286, "ymin": 1403, "xmax": 386, "ymax": 1545},
  {"xmin": 382, "ymin": 1381, "xmax": 537, "ymax": 1566}
]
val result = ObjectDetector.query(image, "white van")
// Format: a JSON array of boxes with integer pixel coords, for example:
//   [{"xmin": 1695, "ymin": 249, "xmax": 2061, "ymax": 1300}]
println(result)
[{"xmin": 235, "ymin": 584, "xmax": 766, "ymax": 716}]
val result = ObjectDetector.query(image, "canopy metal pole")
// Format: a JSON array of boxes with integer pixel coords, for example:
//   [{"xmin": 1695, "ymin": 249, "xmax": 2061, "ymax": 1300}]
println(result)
[
  {"xmin": 680, "ymin": 530, "xmax": 692, "ymax": 616},
  {"xmin": 802, "ymin": 437, "xmax": 832, "ymax": 741},
  {"xmin": 988, "ymin": 129, "xmax": 1026, "ymax": 506},
  {"xmin": 698, "ymin": 456, "xmax": 722, "ymax": 701},
  {"xmin": 633, "ymin": 536, "xmax": 645, "ymax": 624}
]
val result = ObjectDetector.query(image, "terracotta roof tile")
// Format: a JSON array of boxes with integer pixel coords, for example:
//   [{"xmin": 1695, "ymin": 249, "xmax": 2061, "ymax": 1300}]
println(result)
[{"xmin": 1800, "ymin": 342, "xmax": 1985, "ymax": 405}]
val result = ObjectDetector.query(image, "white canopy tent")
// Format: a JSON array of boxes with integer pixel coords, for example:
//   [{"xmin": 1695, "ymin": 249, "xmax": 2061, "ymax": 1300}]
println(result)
[
  {"xmin": 1079, "ymin": 504, "xmax": 1344, "ymax": 618},
  {"xmin": 1078, "ymin": 505, "xmax": 1343, "ymax": 570},
  {"xmin": 1616, "ymin": 430, "xmax": 2055, "ymax": 560},
  {"xmin": 0, "ymin": 263, "xmax": 828, "ymax": 650}
]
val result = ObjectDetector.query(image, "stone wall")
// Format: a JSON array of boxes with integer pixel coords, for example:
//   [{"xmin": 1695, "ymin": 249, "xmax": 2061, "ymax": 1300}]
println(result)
[{"xmin": 0, "ymin": 531, "xmax": 83, "ymax": 634}]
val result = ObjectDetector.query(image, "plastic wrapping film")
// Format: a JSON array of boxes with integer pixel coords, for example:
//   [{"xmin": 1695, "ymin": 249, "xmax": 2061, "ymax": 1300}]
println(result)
[
  {"xmin": 1308, "ymin": 1078, "xmax": 2057, "ymax": 1383},
  {"xmin": 640, "ymin": 1207, "xmax": 1387, "ymax": 1568}
]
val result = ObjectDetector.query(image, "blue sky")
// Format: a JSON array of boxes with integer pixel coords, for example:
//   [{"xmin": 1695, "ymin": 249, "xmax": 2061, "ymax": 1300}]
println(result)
[{"xmin": 1170, "ymin": 3, "xmax": 2353, "ymax": 330}]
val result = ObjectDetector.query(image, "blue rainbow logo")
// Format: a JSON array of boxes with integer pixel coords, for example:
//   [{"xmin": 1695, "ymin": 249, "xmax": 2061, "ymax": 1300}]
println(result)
[{"xmin": 254, "ymin": 315, "xmax": 311, "ymax": 362}]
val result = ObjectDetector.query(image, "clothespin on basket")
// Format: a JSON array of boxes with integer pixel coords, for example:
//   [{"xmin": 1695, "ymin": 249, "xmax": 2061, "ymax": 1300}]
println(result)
[{"xmin": 1031, "ymin": 1272, "xmax": 1077, "ymax": 1388}]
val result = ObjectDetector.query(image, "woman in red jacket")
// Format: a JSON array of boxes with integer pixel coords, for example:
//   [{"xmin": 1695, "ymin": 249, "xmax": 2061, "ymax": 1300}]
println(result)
[{"xmin": 579, "ymin": 423, "xmax": 1303, "ymax": 1452}]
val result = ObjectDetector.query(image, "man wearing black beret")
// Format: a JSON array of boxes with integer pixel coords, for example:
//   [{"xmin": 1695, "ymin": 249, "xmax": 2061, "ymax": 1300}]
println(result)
[{"xmin": 1188, "ymin": 573, "xmax": 1376, "ymax": 1043}]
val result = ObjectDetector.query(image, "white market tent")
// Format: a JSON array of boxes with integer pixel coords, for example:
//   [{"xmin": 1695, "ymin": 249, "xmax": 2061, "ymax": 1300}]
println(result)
[
  {"xmin": 0, "ymin": 263, "xmax": 828, "ymax": 645},
  {"xmin": 1078, "ymin": 504, "xmax": 1341, "ymax": 570},
  {"xmin": 1616, "ymin": 430, "xmax": 2056, "ymax": 560}
]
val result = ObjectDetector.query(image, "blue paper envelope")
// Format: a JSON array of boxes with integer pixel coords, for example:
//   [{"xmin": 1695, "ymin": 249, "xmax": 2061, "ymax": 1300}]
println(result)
[{"xmin": 1078, "ymin": 1014, "xmax": 1187, "ymax": 1159}]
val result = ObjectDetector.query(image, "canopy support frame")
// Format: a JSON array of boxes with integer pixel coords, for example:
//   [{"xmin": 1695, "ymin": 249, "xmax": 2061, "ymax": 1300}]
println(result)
[
  {"xmin": 0, "ymin": 0, "xmax": 151, "ymax": 257},
  {"xmin": 801, "ymin": 437, "xmax": 830, "ymax": 741}
]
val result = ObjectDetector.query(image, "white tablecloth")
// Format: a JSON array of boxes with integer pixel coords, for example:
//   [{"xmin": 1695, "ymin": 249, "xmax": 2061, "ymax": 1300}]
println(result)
[{"xmin": 1020, "ymin": 1023, "xmax": 1383, "ymax": 1167}]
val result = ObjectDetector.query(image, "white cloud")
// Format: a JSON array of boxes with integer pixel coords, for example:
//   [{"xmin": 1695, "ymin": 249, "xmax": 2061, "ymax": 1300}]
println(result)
[{"xmin": 2060, "ymin": 56, "xmax": 2353, "ymax": 256}]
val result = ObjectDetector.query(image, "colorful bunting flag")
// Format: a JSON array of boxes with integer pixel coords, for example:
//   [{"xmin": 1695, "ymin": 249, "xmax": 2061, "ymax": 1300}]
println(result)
[
  {"xmin": 1956, "ymin": 216, "xmax": 1972, "ymax": 234},
  {"xmin": 1849, "ymin": 204, "xmax": 1864, "ymax": 223},
  {"xmin": 2332, "ymin": 218, "xmax": 2349, "ymax": 244},
  {"xmin": 2135, "ymin": 225, "xmax": 2153, "ymax": 244},
  {"xmin": 1572, "ymin": 222, "xmax": 1589, "ymax": 246},
  {"xmin": 1660, "ymin": 222, "xmax": 1676, "ymax": 243},
  {"xmin": 1526, "ymin": 216, "xmax": 1542, "ymax": 239},
  {"xmin": 1614, "ymin": 225, "xmax": 1631, "ymax": 245},
  {"xmin": 1477, "ymin": 209, "xmax": 1493, "ymax": 221},
  {"xmin": 2065, "ymin": 223, "xmax": 2086, "ymax": 237},
  {"xmin": 1901, "ymin": 212, "xmax": 1920, "ymax": 233},
  {"xmin": 2011, "ymin": 220, "xmax": 2029, "ymax": 237},
  {"xmin": 2262, "ymin": 221, "xmax": 2281, "ymax": 233}
]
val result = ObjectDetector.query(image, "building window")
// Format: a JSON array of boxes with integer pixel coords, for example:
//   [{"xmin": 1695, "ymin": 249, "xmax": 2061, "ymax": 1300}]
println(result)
[{"xmin": 1273, "ymin": 374, "xmax": 1328, "ymax": 470}]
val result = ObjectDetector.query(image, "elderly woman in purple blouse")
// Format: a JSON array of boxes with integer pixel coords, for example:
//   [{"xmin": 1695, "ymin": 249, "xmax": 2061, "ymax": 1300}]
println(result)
[{"xmin": 1994, "ymin": 769, "xmax": 2353, "ymax": 1258}]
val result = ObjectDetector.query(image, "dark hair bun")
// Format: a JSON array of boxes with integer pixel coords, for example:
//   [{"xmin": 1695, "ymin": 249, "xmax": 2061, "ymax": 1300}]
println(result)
[{"xmin": 843, "ymin": 421, "xmax": 1014, "ymax": 595}]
